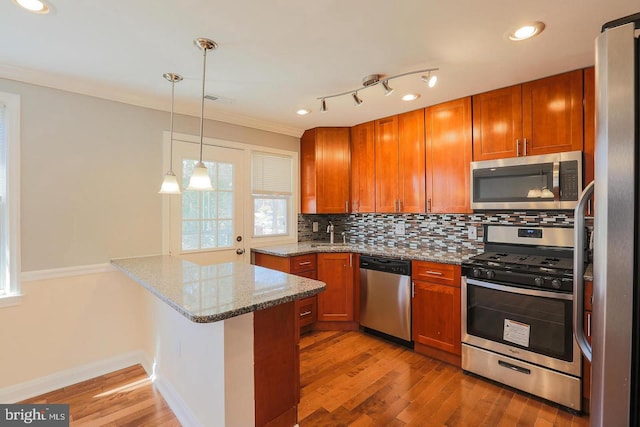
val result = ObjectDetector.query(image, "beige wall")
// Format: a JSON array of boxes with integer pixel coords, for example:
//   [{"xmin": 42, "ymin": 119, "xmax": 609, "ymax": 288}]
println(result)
[
  {"xmin": 0, "ymin": 78, "xmax": 299, "ymax": 271},
  {"xmin": 0, "ymin": 78, "xmax": 299, "ymax": 398}
]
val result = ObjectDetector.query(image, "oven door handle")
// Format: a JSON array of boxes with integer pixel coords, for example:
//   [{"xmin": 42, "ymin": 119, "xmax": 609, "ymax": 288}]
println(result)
[
  {"xmin": 465, "ymin": 278, "xmax": 574, "ymax": 301},
  {"xmin": 573, "ymin": 181, "xmax": 594, "ymax": 362}
]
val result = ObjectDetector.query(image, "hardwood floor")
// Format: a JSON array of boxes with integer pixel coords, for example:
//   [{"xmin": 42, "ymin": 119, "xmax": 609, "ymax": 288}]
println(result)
[
  {"xmin": 19, "ymin": 331, "xmax": 590, "ymax": 426},
  {"xmin": 20, "ymin": 364, "xmax": 179, "ymax": 426},
  {"xmin": 299, "ymin": 330, "xmax": 590, "ymax": 427}
]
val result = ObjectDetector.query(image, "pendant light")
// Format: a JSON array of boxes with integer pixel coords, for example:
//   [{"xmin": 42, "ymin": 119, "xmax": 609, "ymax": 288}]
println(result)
[
  {"xmin": 159, "ymin": 72, "xmax": 183, "ymax": 194},
  {"xmin": 187, "ymin": 38, "xmax": 217, "ymax": 191}
]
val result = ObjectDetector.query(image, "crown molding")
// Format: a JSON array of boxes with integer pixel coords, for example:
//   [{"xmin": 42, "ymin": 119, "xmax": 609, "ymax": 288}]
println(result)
[{"xmin": 0, "ymin": 63, "xmax": 304, "ymax": 138}]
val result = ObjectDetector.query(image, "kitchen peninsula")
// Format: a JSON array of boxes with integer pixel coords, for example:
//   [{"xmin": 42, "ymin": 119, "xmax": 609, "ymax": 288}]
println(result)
[{"xmin": 112, "ymin": 255, "xmax": 326, "ymax": 427}]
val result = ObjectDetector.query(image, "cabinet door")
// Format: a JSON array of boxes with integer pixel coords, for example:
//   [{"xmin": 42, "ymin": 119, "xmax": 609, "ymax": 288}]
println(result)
[
  {"xmin": 374, "ymin": 116, "xmax": 399, "ymax": 213},
  {"xmin": 522, "ymin": 69, "xmax": 583, "ymax": 156},
  {"xmin": 472, "ymin": 85, "xmax": 523, "ymax": 160},
  {"xmin": 317, "ymin": 253, "xmax": 354, "ymax": 322},
  {"xmin": 350, "ymin": 122, "xmax": 376, "ymax": 213},
  {"xmin": 398, "ymin": 109, "xmax": 426, "ymax": 213},
  {"xmin": 316, "ymin": 128, "xmax": 351, "ymax": 213},
  {"xmin": 412, "ymin": 280, "xmax": 461, "ymax": 355},
  {"xmin": 426, "ymin": 97, "xmax": 472, "ymax": 213}
]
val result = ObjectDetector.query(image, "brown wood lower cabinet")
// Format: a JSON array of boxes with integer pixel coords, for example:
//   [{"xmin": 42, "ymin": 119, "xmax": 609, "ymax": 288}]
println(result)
[
  {"xmin": 316, "ymin": 253, "xmax": 356, "ymax": 327},
  {"xmin": 412, "ymin": 260, "xmax": 462, "ymax": 366},
  {"xmin": 254, "ymin": 301, "xmax": 298, "ymax": 427}
]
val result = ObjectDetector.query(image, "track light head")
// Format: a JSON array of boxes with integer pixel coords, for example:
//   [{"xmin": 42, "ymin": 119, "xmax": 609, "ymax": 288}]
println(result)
[
  {"xmin": 381, "ymin": 80, "xmax": 394, "ymax": 96},
  {"xmin": 320, "ymin": 98, "xmax": 327, "ymax": 112},
  {"xmin": 352, "ymin": 92, "xmax": 363, "ymax": 106},
  {"xmin": 421, "ymin": 72, "xmax": 437, "ymax": 88}
]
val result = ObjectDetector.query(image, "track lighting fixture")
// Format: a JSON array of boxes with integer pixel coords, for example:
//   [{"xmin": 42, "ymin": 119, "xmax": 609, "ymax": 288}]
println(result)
[
  {"xmin": 159, "ymin": 72, "xmax": 183, "ymax": 195},
  {"xmin": 381, "ymin": 80, "xmax": 394, "ymax": 96},
  {"xmin": 352, "ymin": 92, "xmax": 363, "ymax": 106},
  {"xmin": 187, "ymin": 38, "xmax": 217, "ymax": 192},
  {"xmin": 316, "ymin": 67, "xmax": 438, "ymax": 113}
]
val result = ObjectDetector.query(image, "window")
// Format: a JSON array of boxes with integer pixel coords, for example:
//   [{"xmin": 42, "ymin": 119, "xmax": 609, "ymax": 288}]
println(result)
[
  {"xmin": 181, "ymin": 159, "xmax": 234, "ymax": 252},
  {"xmin": 0, "ymin": 91, "xmax": 20, "ymax": 305},
  {"xmin": 251, "ymin": 152, "xmax": 293, "ymax": 237}
]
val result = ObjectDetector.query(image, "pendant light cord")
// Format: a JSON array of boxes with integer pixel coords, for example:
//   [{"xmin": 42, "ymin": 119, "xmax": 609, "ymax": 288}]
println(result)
[
  {"xmin": 199, "ymin": 45, "xmax": 207, "ymax": 164},
  {"xmin": 169, "ymin": 78, "xmax": 175, "ymax": 174}
]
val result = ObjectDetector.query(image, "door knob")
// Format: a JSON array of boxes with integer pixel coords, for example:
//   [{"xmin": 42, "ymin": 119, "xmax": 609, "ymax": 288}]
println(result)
[{"xmin": 236, "ymin": 248, "xmax": 245, "ymax": 255}]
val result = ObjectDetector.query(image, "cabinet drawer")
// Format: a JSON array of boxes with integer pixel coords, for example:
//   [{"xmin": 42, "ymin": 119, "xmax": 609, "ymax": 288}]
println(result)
[
  {"xmin": 412, "ymin": 261, "xmax": 460, "ymax": 287},
  {"xmin": 290, "ymin": 254, "xmax": 317, "ymax": 273},
  {"xmin": 298, "ymin": 296, "xmax": 317, "ymax": 327}
]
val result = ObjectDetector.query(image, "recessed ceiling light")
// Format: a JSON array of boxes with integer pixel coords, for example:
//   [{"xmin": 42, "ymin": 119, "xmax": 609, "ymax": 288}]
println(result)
[
  {"xmin": 12, "ymin": 0, "xmax": 50, "ymax": 13},
  {"xmin": 296, "ymin": 108, "xmax": 311, "ymax": 115},
  {"xmin": 509, "ymin": 22, "xmax": 545, "ymax": 41},
  {"xmin": 401, "ymin": 94, "xmax": 421, "ymax": 101}
]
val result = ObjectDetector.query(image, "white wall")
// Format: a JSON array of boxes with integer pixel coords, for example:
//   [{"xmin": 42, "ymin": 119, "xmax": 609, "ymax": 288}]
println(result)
[{"xmin": 0, "ymin": 77, "xmax": 299, "ymax": 400}]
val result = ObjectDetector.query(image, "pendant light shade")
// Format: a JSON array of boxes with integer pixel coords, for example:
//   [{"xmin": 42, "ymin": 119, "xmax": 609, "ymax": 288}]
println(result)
[
  {"xmin": 188, "ymin": 162, "xmax": 213, "ymax": 190},
  {"xmin": 159, "ymin": 72, "xmax": 183, "ymax": 195},
  {"xmin": 186, "ymin": 38, "xmax": 217, "ymax": 192}
]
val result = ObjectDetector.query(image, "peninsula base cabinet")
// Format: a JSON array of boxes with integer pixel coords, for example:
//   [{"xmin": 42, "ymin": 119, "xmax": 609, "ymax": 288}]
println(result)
[
  {"xmin": 252, "ymin": 252, "xmax": 318, "ymax": 334},
  {"xmin": 411, "ymin": 260, "xmax": 462, "ymax": 367}
]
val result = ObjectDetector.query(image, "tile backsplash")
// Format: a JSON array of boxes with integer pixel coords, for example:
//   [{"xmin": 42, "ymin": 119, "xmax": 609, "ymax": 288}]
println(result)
[{"xmin": 299, "ymin": 211, "xmax": 574, "ymax": 255}]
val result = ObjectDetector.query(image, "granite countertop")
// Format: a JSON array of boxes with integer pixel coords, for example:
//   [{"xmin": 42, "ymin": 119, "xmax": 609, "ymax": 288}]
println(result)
[
  {"xmin": 251, "ymin": 242, "xmax": 477, "ymax": 265},
  {"xmin": 112, "ymin": 255, "xmax": 326, "ymax": 323}
]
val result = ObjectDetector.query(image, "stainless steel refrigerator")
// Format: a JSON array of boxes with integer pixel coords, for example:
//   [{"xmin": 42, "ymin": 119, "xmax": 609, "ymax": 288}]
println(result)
[{"xmin": 574, "ymin": 12, "xmax": 640, "ymax": 427}]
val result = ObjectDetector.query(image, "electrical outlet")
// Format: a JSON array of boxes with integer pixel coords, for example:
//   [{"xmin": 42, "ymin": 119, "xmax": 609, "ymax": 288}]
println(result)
[
  {"xmin": 395, "ymin": 223, "xmax": 406, "ymax": 236},
  {"xmin": 468, "ymin": 225, "xmax": 477, "ymax": 240},
  {"xmin": 312, "ymin": 222, "xmax": 319, "ymax": 232}
]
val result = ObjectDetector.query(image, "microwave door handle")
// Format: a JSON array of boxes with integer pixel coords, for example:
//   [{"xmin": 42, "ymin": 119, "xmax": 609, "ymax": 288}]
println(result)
[
  {"xmin": 552, "ymin": 160, "xmax": 560, "ymax": 201},
  {"xmin": 573, "ymin": 181, "xmax": 594, "ymax": 362}
]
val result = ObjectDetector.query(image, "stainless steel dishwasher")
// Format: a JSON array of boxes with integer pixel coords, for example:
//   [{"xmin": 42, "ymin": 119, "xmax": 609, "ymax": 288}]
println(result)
[{"xmin": 359, "ymin": 255, "xmax": 412, "ymax": 344}]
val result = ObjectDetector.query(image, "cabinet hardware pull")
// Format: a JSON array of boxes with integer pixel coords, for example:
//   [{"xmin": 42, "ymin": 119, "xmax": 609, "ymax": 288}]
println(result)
[
  {"xmin": 587, "ymin": 199, "xmax": 592, "ymax": 216},
  {"xmin": 298, "ymin": 261, "xmax": 311, "ymax": 266},
  {"xmin": 412, "ymin": 281, "xmax": 415, "ymax": 298},
  {"xmin": 300, "ymin": 311, "xmax": 312, "ymax": 317},
  {"xmin": 424, "ymin": 270, "xmax": 443, "ymax": 276},
  {"xmin": 349, "ymin": 254, "xmax": 352, "ymax": 268},
  {"xmin": 587, "ymin": 312, "xmax": 591, "ymax": 337},
  {"xmin": 516, "ymin": 139, "xmax": 520, "ymax": 157},
  {"xmin": 345, "ymin": 200, "xmax": 349, "ymax": 212},
  {"xmin": 399, "ymin": 200, "xmax": 403, "ymax": 212},
  {"xmin": 427, "ymin": 198, "xmax": 432, "ymax": 212},
  {"xmin": 523, "ymin": 138, "xmax": 528, "ymax": 156}
]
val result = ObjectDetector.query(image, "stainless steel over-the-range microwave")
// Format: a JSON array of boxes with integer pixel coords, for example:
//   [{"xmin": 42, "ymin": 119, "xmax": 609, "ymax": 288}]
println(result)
[{"xmin": 470, "ymin": 151, "xmax": 583, "ymax": 210}]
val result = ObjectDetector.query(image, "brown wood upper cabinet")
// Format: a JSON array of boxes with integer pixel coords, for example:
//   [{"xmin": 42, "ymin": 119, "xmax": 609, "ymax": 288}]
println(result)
[
  {"xmin": 472, "ymin": 70, "xmax": 584, "ymax": 161},
  {"xmin": 425, "ymin": 97, "xmax": 472, "ymax": 213},
  {"xmin": 300, "ymin": 127, "xmax": 351, "ymax": 214},
  {"xmin": 350, "ymin": 121, "xmax": 376, "ymax": 213},
  {"xmin": 374, "ymin": 110, "xmax": 426, "ymax": 213}
]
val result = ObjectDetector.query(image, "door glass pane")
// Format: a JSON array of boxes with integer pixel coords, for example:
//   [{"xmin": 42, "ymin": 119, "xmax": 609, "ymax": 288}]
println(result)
[{"xmin": 181, "ymin": 159, "xmax": 235, "ymax": 251}]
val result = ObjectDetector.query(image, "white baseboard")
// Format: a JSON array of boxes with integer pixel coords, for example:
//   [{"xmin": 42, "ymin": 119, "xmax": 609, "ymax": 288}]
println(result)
[
  {"xmin": 153, "ymin": 376, "xmax": 203, "ymax": 427},
  {"xmin": 0, "ymin": 350, "xmax": 150, "ymax": 403}
]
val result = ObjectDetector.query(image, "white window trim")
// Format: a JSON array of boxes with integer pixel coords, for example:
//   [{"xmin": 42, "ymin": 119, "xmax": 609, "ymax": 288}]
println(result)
[
  {"xmin": 160, "ymin": 131, "xmax": 299, "ymax": 257},
  {"xmin": 0, "ymin": 91, "xmax": 22, "ymax": 307}
]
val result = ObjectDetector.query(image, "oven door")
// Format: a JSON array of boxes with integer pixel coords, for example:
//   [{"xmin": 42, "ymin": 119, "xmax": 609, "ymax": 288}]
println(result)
[{"xmin": 462, "ymin": 276, "xmax": 581, "ymax": 377}]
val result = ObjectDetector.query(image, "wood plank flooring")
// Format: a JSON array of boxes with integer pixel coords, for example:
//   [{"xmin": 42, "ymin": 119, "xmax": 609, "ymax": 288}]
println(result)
[
  {"xmin": 19, "ymin": 330, "xmax": 590, "ymax": 426},
  {"xmin": 299, "ymin": 330, "xmax": 590, "ymax": 427},
  {"xmin": 20, "ymin": 364, "xmax": 179, "ymax": 426}
]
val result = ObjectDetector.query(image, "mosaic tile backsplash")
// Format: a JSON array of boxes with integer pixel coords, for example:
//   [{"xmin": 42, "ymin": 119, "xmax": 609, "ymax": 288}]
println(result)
[{"xmin": 298, "ymin": 211, "xmax": 575, "ymax": 255}]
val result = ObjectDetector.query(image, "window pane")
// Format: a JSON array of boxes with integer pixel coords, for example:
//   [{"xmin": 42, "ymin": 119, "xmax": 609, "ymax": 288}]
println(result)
[
  {"xmin": 254, "ymin": 198, "xmax": 288, "ymax": 236},
  {"xmin": 182, "ymin": 191, "xmax": 199, "ymax": 219},
  {"xmin": 201, "ymin": 192, "xmax": 217, "ymax": 220},
  {"xmin": 182, "ymin": 220, "xmax": 200, "ymax": 250},
  {"xmin": 218, "ymin": 163, "xmax": 233, "ymax": 191},
  {"xmin": 218, "ymin": 192, "xmax": 233, "ymax": 219},
  {"xmin": 201, "ymin": 221, "xmax": 217, "ymax": 249},
  {"xmin": 218, "ymin": 220, "xmax": 233, "ymax": 247}
]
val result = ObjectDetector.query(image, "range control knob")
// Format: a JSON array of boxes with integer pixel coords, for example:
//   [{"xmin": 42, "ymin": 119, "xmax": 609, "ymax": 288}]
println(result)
[
  {"xmin": 534, "ymin": 277, "xmax": 544, "ymax": 287},
  {"xmin": 551, "ymin": 279, "xmax": 562, "ymax": 289},
  {"xmin": 473, "ymin": 268, "xmax": 482, "ymax": 278},
  {"xmin": 485, "ymin": 270, "xmax": 496, "ymax": 280}
]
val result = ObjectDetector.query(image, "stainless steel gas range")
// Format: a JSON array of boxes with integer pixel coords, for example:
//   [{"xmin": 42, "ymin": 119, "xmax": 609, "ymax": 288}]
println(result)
[{"xmin": 461, "ymin": 225, "xmax": 581, "ymax": 412}]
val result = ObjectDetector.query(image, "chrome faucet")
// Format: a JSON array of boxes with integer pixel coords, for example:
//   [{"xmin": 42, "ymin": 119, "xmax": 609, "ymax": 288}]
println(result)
[
  {"xmin": 327, "ymin": 221, "xmax": 335, "ymax": 244},
  {"xmin": 341, "ymin": 231, "xmax": 347, "ymax": 244}
]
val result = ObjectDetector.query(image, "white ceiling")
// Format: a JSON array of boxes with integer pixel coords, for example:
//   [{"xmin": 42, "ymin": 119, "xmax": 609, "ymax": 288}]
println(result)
[{"xmin": 0, "ymin": 0, "xmax": 637, "ymax": 137}]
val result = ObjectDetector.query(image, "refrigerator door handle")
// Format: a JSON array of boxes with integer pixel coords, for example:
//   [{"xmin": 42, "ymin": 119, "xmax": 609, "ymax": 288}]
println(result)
[{"xmin": 573, "ymin": 180, "xmax": 594, "ymax": 362}]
